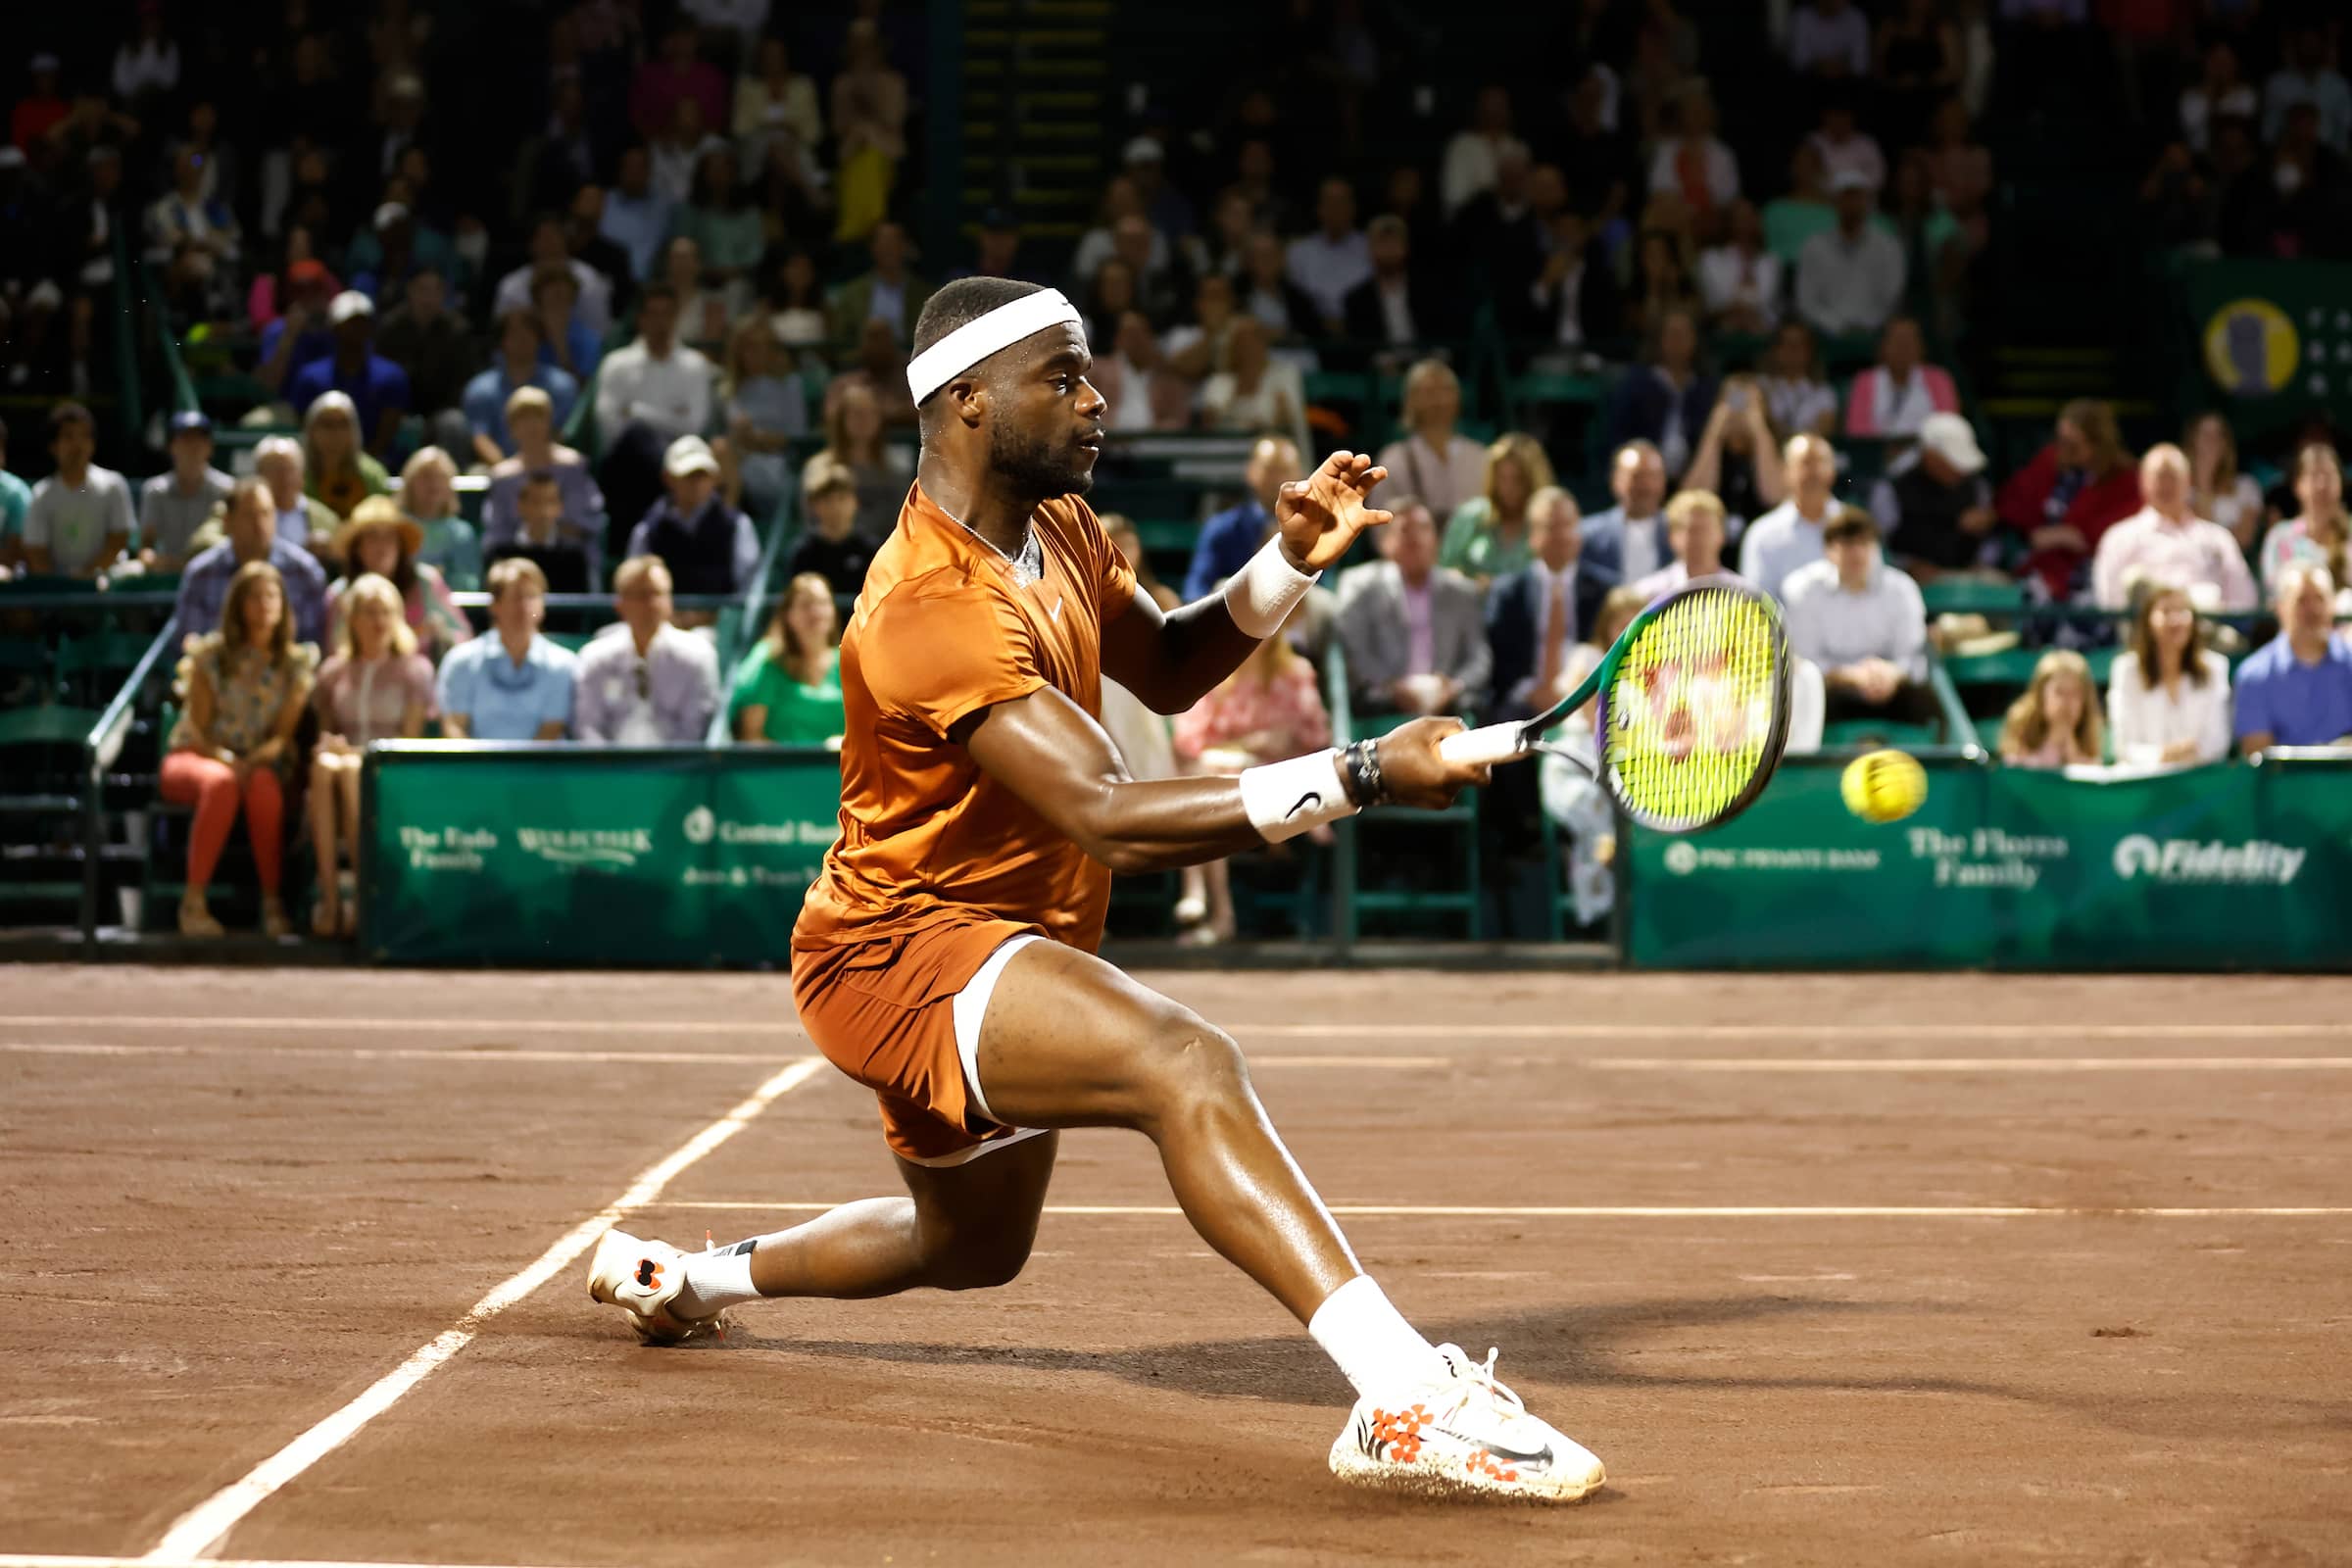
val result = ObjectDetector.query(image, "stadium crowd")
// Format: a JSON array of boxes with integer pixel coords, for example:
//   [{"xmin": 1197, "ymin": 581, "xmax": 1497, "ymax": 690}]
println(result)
[{"xmin": 3, "ymin": 0, "xmax": 2351, "ymax": 943}]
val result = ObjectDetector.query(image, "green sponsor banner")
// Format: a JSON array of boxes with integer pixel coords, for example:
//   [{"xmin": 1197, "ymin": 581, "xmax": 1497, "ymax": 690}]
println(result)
[
  {"xmin": 364, "ymin": 745, "xmax": 842, "ymax": 966},
  {"xmin": 1629, "ymin": 756, "xmax": 2352, "ymax": 970}
]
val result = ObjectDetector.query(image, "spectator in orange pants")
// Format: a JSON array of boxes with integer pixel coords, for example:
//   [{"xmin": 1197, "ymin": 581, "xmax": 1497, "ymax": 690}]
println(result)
[{"xmin": 161, "ymin": 561, "xmax": 317, "ymax": 938}]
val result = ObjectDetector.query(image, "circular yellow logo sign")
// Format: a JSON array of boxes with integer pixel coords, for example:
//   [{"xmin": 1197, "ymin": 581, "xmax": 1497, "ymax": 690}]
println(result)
[{"xmin": 2202, "ymin": 299, "xmax": 2297, "ymax": 396}]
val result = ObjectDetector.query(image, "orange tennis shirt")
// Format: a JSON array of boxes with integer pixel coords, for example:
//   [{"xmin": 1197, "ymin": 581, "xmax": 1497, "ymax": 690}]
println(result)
[{"xmin": 793, "ymin": 481, "xmax": 1138, "ymax": 956}]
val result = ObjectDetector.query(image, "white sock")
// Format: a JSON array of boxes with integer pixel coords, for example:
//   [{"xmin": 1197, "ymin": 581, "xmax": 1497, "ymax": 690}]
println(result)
[
  {"xmin": 675, "ymin": 1238, "xmax": 765, "ymax": 1315},
  {"xmin": 1307, "ymin": 1275, "xmax": 1449, "ymax": 1399}
]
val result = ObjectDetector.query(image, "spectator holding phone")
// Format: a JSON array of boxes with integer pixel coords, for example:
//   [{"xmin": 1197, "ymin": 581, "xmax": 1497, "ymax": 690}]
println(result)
[{"xmin": 1682, "ymin": 376, "xmax": 1788, "ymax": 530}]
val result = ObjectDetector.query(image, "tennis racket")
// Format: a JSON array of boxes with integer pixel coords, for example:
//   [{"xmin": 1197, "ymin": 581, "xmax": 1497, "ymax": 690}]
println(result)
[{"xmin": 1437, "ymin": 574, "xmax": 1792, "ymax": 833}]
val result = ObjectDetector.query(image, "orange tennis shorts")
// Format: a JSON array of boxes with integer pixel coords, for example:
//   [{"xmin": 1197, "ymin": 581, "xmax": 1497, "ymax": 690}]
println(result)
[{"xmin": 790, "ymin": 915, "xmax": 1044, "ymax": 1166}]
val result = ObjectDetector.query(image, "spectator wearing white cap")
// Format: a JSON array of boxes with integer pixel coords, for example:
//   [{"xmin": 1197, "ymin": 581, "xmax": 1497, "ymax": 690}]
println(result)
[
  {"xmin": 288, "ymin": 291, "xmax": 413, "ymax": 458},
  {"xmin": 1794, "ymin": 170, "xmax": 1905, "ymax": 339},
  {"xmin": 1871, "ymin": 413, "xmax": 1997, "ymax": 580},
  {"xmin": 594, "ymin": 282, "xmax": 716, "ymax": 549},
  {"xmin": 1843, "ymin": 316, "xmax": 1957, "ymax": 438},
  {"xmin": 1123, "ymin": 133, "xmax": 1196, "ymax": 245},
  {"xmin": 623, "ymin": 435, "xmax": 759, "ymax": 600}
]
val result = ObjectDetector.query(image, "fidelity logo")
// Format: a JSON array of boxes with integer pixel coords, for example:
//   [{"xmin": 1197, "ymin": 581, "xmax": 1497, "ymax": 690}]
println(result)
[{"xmin": 2110, "ymin": 834, "xmax": 2305, "ymax": 885}]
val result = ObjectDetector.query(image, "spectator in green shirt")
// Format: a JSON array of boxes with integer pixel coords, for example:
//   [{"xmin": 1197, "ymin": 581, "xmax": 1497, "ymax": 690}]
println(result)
[{"xmin": 729, "ymin": 571, "xmax": 844, "ymax": 747}]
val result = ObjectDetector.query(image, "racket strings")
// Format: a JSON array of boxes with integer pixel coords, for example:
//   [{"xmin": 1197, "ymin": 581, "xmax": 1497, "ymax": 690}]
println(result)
[{"xmin": 1604, "ymin": 588, "xmax": 1781, "ymax": 829}]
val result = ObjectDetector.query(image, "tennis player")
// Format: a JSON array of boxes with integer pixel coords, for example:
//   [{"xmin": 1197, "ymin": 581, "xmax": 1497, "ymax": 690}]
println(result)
[{"xmin": 591, "ymin": 278, "xmax": 1604, "ymax": 1501}]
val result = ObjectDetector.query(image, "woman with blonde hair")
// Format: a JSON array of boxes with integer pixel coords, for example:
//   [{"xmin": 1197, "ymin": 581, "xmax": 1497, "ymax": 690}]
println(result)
[
  {"xmin": 729, "ymin": 572, "xmax": 846, "ymax": 746},
  {"xmin": 1374, "ymin": 360, "xmax": 1486, "ymax": 520},
  {"xmin": 2183, "ymin": 412, "xmax": 2265, "ymax": 550},
  {"xmin": 1170, "ymin": 598, "xmax": 1334, "ymax": 944},
  {"xmin": 1999, "ymin": 649, "xmax": 2104, "ymax": 768},
  {"xmin": 307, "ymin": 572, "xmax": 434, "ymax": 935},
  {"xmin": 163, "ymin": 561, "xmax": 316, "ymax": 937},
  {"xmin": 2259, "ymin": 441, "xmax": 2349, "ymax": 602},
  {"xmin": 1441, "ymin": 432, "xmax": 1556, "ymax": 583},
  {"xmin": 396, "ymin": 445, "xmax": 480, "ymax": 590},
  {"xmin": 302, "ymin": 391, "xmax": 391, "ymax": 519},
  {"xmin": 2107, "ymin": 583, "xmax": 2230, "ymax": 768}
]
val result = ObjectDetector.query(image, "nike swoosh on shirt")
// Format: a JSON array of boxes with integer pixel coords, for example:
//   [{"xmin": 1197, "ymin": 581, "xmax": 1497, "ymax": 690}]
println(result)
[{"xmin": 1049, "ymin": 597, "xmax": 1065, "ymax": 621}]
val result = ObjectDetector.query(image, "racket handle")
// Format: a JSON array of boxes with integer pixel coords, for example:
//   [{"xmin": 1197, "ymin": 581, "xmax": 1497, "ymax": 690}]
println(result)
[{"xmin": 1438, "ymin": 722, "xmax": 1529, "ymax": 767}]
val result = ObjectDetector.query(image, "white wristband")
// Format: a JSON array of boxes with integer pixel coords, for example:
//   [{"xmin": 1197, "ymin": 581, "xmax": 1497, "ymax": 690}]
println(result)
[
  {"xmin": 1238, "ymin": 749, "xmax": 1358, "ymax": 843},
  {"xmin": 1222, "ymin": 535, "xmax": 1319, "ymax": 640}
]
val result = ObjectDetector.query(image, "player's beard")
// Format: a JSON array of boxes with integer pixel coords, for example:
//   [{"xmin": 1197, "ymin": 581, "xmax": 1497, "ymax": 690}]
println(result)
[{"xmin": 990, "ymin": 419, "xmax": 1095, "ymax": 501}]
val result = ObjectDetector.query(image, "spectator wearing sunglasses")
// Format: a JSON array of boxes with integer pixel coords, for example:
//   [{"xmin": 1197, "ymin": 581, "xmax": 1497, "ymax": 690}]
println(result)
[{"xmin": 572, "ymin": 556, "xmax": 719, "ymax": 744}]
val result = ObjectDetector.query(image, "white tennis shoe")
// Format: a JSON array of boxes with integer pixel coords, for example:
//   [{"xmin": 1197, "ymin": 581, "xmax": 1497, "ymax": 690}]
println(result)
[
  {"xmin": 586, "ymin": 1229, "xmax": 726, "ymax": 1345},
  {"xmin": 1329, "ymin": 1344, "xmax": 1605, "ymax": 1502}
]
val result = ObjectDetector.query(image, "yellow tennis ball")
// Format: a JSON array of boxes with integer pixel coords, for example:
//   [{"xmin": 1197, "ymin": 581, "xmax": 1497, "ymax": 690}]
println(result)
[{"xmin": 1841, "ymin": 749, "xmax": 1928, "ymax": 824}]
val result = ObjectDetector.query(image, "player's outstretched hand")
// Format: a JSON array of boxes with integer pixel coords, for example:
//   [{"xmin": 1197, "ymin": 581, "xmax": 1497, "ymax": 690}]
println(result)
[
  {"xmin": 1275, "ymin": 450, "xmax": 1392, "ymax": 573},
  {"xmin": 1378, "ymin": 716, "xmax": 1492, "ymax": 808}
]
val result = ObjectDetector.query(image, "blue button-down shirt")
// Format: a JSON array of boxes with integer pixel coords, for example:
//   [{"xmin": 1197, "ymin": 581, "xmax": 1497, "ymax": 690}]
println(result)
[
  {"xmin": 463, "ymin": 363, "xmax": 582, "ymax": 451},
  {"xmin": 435, "ymin": 633, "xmax": 579, "ymax": 740},
  {"xmin": 175, "ymin": 538, "xmax": 330, "ymax": 646}
]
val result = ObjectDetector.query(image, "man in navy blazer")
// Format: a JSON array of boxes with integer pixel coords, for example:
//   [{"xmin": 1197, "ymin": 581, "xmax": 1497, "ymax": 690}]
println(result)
[
  {"xmin": 1580, "ymin": 440, "xmax": 1674, "ymax": 587},
  {"xmin": 1485, "ymin": 487, "xmax": 1618, "ymax": 723},
  {"xmin": 1600, "ymin": 309, "xmax": 1716, "ymax": 481}
]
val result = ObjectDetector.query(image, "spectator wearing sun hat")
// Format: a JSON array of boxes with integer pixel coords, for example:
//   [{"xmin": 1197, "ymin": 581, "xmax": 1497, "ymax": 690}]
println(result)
[
  {"xmin": 288, "ymin": 291, "xmax": 413, "ymax": 458},
  {"xmin": 324, "ymin": 495, "xmax": 471, "ymax": 665},
  {"xmin": 1872, "ymin": 414, "xmax": 1998, "ymax": 580},
  {"xmin": 1794, "ymin": 169, "xmax": 1905, "ymax": 339},
  {"xmin": 623, "ymin": 435, "xmax": 760, "ymax": 598}
]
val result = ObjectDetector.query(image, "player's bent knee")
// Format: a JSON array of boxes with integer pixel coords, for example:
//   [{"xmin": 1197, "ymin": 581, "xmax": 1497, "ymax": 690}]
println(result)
[
  {"xmin": 1138, "ymin": 1014, "xmax": 1253, "ymax": 1115},
  {"xmin": 923, "ymin": 1230, "xmax": 1033, "ymax": 1291}
]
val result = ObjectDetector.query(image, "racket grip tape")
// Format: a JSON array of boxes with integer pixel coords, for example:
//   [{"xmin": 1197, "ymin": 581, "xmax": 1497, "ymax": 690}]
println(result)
[{"xmin": 1437, "ymin": 722, "xmax": 1529, "ymax": 767}]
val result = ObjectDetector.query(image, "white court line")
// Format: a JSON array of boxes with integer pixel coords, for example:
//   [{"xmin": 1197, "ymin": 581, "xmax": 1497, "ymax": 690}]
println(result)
[
  {"xmin": 0, "ymin": 1042, "xmax": 1442, "ymax": 1071},
  {"xmin": 11, "ymin": 1014, "xmax": 2352, "ymax": 1041},
  {"xmin": 652, "ymin": 1200, "xmax": 2352, "ymax": 1218},
  {"xmin": 5, "ymin": 1559, "xmax": 579, "ymax": 1568},
  {"xmin": 138, "ymin": 1057, "xmax": 827, "ymax": 1564},
  {"xmin": 1586, "ymin": 1056, "xmax": 2352, "ymax": 1071}
]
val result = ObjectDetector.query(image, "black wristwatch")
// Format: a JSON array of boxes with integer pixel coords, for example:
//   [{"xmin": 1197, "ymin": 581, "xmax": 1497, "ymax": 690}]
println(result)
[{"xmin": 1339, "ymin": 739, "xmax": 1386, "ymax": 808}]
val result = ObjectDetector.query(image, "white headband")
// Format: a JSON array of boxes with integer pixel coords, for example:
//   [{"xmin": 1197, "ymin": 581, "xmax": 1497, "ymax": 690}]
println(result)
[{"xmin": 905, "ymin": 289, "xmax": 1085, "ymax": 405}]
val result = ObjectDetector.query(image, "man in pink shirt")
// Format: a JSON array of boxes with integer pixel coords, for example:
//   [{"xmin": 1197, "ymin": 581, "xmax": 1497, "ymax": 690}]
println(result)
[{"xmin": 2091, "ymin": 443, "xmax": 2258, "ymax": 612}]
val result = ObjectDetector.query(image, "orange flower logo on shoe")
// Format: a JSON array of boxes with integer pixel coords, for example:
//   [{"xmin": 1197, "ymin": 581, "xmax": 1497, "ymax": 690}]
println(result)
[
  {"xmin": 1367, "ymin": 1404, "xmax": 1431, "ymax": 1465},
  {"xmin": 1466, "ymin": 1449, "xmax": 1520, "ymax": 1484},
  {"xmin": 634, "ymin": 1258, "xmax": 663, "ymax": 1290}
]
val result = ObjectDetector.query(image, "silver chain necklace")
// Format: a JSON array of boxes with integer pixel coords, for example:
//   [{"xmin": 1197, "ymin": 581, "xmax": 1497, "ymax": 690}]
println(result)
[{"xmin": 940, "ymin": 504, "xmax": 1044, "ymax": 588}]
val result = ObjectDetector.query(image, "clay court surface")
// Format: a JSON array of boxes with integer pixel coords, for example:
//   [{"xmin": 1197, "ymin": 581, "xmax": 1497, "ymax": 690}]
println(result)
[{"xmin": 3, "ymin": 966, "xmax": 2348, "ymax": 1567}]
